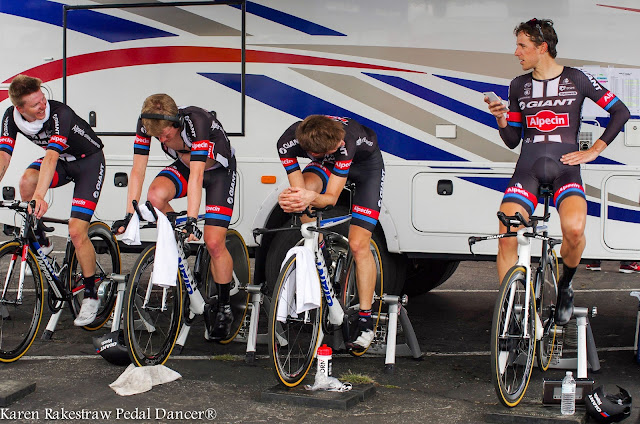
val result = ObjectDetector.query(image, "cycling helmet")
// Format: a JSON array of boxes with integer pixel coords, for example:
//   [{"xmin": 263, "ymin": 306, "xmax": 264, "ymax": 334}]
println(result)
[
  {"xmin": 93, "ymin": 330, "xmax": 131, "ymax": 366},
  {"xmin": 585, "ymin": 385, "xmax": 632, "ymax": 423}
]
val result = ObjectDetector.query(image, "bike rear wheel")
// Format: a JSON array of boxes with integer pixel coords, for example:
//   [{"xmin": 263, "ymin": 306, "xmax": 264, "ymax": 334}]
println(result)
[
  {"xmin": 268, "ymin": 255, "xmax": 322, "ymax": 387},
  {"xmin": 0, "ymin": 241, "xmax": 44, "ymax": 362},
  {"xmin": 202, "ymin": 229, "xmax": 252, "ymax": 344},
  {"xmin": 491, "ymin": 265, "xmax": 536, "ymax": 407},
  {"xmin": 124, "ymin": 244, "xmax": 183, "ymax": 366},
  {"xmin": 340, "ymin": 238, "xmax": 384, "ymax": 356},
  {"xmin": 68, "ymin": 221, "xmax": 121, "ymax": 330},
  {"xmin": 536, "ymin": 248, "xmax": 558, "ymax": 371}
]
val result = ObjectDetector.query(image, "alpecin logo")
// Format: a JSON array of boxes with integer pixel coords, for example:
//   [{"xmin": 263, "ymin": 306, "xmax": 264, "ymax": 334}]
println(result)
[
  {"xmin": 192, "ymin": 141, "xmax": 208, "ymax": 151},
  {"xmin": 353, "ymin": 205, "xmax": 372, "ymax": 215},
  {"xmin": 526, "ymin": 110, "xmax": 569, "ymax": 132},
  {"xmin": 335, "ymin": 161, "xmax": 351, "ymax": 170},
  {"xmin": 281, "ymin": 158, "xmax": 297, "ymax": 166}
]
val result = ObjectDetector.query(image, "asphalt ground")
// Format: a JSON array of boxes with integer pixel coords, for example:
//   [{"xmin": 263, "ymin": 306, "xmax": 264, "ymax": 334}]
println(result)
[{"xmin": 2, "ymin": 237, "xmax": 640, "ymax": 424}]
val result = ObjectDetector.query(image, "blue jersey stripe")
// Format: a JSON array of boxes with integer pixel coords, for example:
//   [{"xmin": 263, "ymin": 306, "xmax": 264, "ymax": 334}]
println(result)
[
  {"xmin": 205, "ymin": 213, "xmax": 232, "ymax": 222},
  {"xmin": 555, "ymin": 188, "xmax": 585, "ymax": 204},
  {"xmin": 71, "ymin": 206, "xmax": 95, "ymax": 216},
  {"xmin": 159, "ymin": 171, "xmax": 184, "ymax": 198},
  {"xmin": 503, "ymin": 193, "xmax": 535, "ymax": 214},
  {"xmin": 352, "ymin": 212, "xmax": 378, "ymax": 226}
]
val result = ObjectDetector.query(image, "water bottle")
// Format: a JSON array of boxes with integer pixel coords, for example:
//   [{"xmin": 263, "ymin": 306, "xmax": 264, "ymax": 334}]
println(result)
[
  {"xmin": 316, "ymin": 344, "xmax": 332, "ymax": 379},
  {"xmin": 561, "ymin": 371, "xmax": 576, "ymax": 415}
]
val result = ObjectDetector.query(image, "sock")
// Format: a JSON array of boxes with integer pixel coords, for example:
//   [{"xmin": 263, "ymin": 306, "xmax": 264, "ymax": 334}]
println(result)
[
  {"xmin": 217, "ymin": 282, "xmax": 231, "ymax": 305},
  {"xmin": 83, "ymin": 275, "xmax": 98, "ymax": 299},
  {"xmin": 558, "ymin": 264, "xmax": 576, "ymax": 290},
  {"xmin": 358, "ymin": 309, "xmax": 373, "ymax": 331}
]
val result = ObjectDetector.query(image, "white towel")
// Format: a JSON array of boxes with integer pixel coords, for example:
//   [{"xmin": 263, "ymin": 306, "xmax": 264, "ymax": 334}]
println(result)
[
  {"xmin": 122, "ymin": 204, "xmax": 179, "ymax": 287},
  {"xmin": 109, "ymin": 364, "xmax": 181, "ymax": 396},
  {"xmin": 13, "ymin": 100, "xmax": 50, "ymax": 136},
  {"xmin": 276, "ymin": 246, "xmax": 321, "ymax": 323}
]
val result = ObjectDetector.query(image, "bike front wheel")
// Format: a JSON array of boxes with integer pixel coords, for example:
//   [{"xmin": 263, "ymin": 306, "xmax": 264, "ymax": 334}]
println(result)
[
  {"xmin": 268, "ymin": 255, "xmax": 322, "ymax": 387},
  {"xmin": 68, "ymin": 221, "xmax": 121, "ymax": 330},
  {"xmin": 491, "ymin": 265, "xmax": 536, "ymax": 407},
  {"xmin": 123, "ymin": 244, "xmax": 183, "ymax": 366},
  {"xmin": 0, "ymin": 241, "xmax": 44, "ymax": 362},
  {"xmin": 536, "ymin": 248, "xmax": 558, "ymax": 371}
]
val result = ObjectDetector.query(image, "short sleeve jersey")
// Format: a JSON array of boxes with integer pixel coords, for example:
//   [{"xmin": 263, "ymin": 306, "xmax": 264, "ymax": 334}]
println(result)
[
  {"xmin": 133, "ymin": 106, "xmax": 233, "ymax": 168},
  {"xmin": 0, "ymin": 100, "xmax": 103, "ymax": 160},
  {"xmin": 502, "ymin": 67, "xmax": 626, "ymax": 146},
  {"xmin": 277, "ymin": 117, "xmax": 379, "ymax": 178}
]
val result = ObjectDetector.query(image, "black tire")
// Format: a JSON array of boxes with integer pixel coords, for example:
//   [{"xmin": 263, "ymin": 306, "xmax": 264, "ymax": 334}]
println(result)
[
  {"xmin": 490, "ymin": 265, "xmax": 536, "ymax": 407},
  {"xmin": 536, "ymin": 248, "xmax": 558, "ymax": 371},
  {"xmin": 68, "ymin": 221, "xmax": 121, "ymax": 331},
  {"xmin": 0, "ymin": 241, "xmax": 44, "ymax": 362},
  {"xmin": 124, "ymin": 244, "xmax": 183, "ymax": 366},
  {"xmin": 268, "ymin": 255, "xmax": 321, "ymax": 387},
  {"xmin": 340, "ymin": 237, "xmax": 384, "ymax": 356},
  {"xmin": 202, "ymin": 229, "xmax": 251, "ymax": 344},
  {"xmin": 403, "ymin": 259, "xmax": 459, "ymax": 296}
]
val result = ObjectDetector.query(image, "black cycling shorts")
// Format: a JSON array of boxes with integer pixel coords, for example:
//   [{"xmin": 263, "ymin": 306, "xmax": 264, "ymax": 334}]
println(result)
[
  {"xmin": 28, "ymin": 150, "xmax": 106, "ymax": 222},
  {"xmin": 156, "ymin": 157, "xmax": 237, "ymax": 228},
  {"xmin": 302, "ymin": 150, "xmax": 385, "ymax": 233},
  {"xmin": 502, "ymin": 143, "xmax": 585, "ymax": 216}
]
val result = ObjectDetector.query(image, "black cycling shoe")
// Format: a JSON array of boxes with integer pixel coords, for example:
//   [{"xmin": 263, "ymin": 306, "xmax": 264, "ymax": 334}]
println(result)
[
  {"xmin": 209, "ymin": 304, "xmax": 233, "ymax": 341},
  {"xmin": 554, "ymin": 286, "xmax": 574, "ymax": 326}
]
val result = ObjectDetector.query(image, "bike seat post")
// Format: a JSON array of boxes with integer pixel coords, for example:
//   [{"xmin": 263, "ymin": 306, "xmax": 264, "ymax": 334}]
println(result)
[{"xmin": 539, "ymin": 184, "xmax": 553, "ymax": 222}]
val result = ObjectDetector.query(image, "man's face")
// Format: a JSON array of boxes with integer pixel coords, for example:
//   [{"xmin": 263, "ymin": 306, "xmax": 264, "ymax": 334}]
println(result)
[
  {"xmin": 310, "ymin": 140, "xmax": 345, "ymax": 158},
  {"xmin": 514, "ymin": 31, "xmax": 545, "ymax": 71},
  {"xmin": 16, "ymin": 90, "xmax": 47, "ymax": 122},
  {"xmin": 155, "ymin": 125, "xmax": 180, "ymax": 145}
]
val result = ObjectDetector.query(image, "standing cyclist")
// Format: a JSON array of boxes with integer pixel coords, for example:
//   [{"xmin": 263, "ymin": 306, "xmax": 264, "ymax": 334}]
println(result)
[
  {"xmin": 1, "ymin": 75, "xmax": 106, "ymax": 326},
  {"xmin": 485, "ymin": 19, "xmax": 630, "ymax": 325},
  {"xmin": 277, "ymin": 115, "xmax": 385, "ymax": 351},
  {"xmin": 112, "ymin": 94, "xmax": 237, "ymax": 341}
]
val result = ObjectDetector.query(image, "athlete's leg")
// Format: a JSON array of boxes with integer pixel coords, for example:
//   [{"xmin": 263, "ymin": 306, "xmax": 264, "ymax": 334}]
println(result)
[
  {"xmin": 204, "ymin": 225, "xmax": 233, "ymax": 290},
  {"xmin": 497, "ymin": 202, "xmax": 530, "ymax": 283},
  {"xmin": 348, "ymin": 225, "xmax": 375, "ymax": 310},
  {"xmin": 146, "ymin": 177, "xmax": 177, "ymax": 214},
  {"xmin": 554, "ymin": 195, "xmax": 587, "ymax": 325},
  {"xmin": 19, "ymin": 168, "xmax": 39, "ymax": 200},
  {"xmin": 68, "ymin": 218, "xmax": 96, "ymax": 280}
]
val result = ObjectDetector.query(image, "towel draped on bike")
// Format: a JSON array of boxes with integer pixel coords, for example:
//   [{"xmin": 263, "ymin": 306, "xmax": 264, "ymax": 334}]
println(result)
[{"xmin": 276, "ymin": 246, "xmax": 321, "ymax": 323}]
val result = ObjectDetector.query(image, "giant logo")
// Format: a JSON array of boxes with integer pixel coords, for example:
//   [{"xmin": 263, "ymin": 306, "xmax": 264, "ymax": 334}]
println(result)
[
  {"xmin": 526, "ymin": 110, "xmax": 569, "ymax": 132},
  {"xmin": 316, "ymin": 259, "xmax": 333, "ymax": 306}
]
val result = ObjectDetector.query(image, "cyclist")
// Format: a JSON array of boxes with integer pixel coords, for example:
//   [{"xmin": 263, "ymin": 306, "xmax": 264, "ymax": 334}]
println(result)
[
  {"xmin": 1, "ymin": 75, "xmax": 106, "ymax": 326},
  {"xmin": 112, "ymin": 94, "xmax": 237, "ymax": 341},
  {"xmin": 485, "ymin": 19, "xmax": 630, "ymax": 325},
  {"xmin": 277, "ymin": 115, "xmax": 385, "ymax": 351}
]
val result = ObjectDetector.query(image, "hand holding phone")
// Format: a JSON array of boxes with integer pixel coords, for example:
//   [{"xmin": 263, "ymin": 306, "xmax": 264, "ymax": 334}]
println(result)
[{"xmin": 483, "ymin": 91, "xmax": 501, "ymax": 103}]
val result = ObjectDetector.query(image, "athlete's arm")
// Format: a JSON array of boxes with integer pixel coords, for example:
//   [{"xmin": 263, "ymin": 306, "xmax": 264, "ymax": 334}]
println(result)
[
  {"xmin": 279, "ymin": 171, "xmax": 346, "ymax": 212},
  {"xmin": 0, "ymin": 152, "xmax": 11, "ymax": 182},
  {"xmin": 186, "ymin": 160, "xmax": 205, "ymax": 240},
  {"xmin": 126, "ymin": 154, "xmax": 149, "ymax": 214},
  {"xmin": 31, "ymin": 149, "xmax": 59, "ymax": 218},
  {"xmin": 496, "ymin": 81, "xmax": 523, "ymax": 149}
]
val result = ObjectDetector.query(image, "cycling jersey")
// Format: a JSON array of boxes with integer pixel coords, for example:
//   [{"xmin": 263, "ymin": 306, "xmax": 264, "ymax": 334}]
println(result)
[
  {"xmin": 278, "ymin": 117, "xmax": 385, "ymax": 232},
  {"xmin": 0, "ymin": 100, "xmax": 103, "ymax": 161},
  {"xmin": 499, "ymin": 67, "xmax": 630, "ymax": 214},
  {"xmin": 134, "ymin": 106, "xmax": 233, "ymax": 168},
  {"xmin": 157, "ymin": 157, "xmax": 237, "ymax": 228}
]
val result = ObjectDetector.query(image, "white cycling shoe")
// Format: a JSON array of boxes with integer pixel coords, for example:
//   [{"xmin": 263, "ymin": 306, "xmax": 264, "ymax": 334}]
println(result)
[{"xmin": 74, "ymin": 298, "xmax": 100, "ymax": 326}]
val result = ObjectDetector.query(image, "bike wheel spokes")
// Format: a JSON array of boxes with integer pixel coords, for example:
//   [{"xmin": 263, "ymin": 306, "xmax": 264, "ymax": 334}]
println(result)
[
  {"xmin": 491, "ymin": 266, "xmax": 536, "ymax": 407},
  {"xmin": 0, "ymin": 242, "xmax": 43, "ymax": 362},
  {"xmin": 269, "ymin": 256, "xmax": 321, "ymax": 387},
  {"xmin": 125, "ymin": 246, "xmax": 182, "ymax": 366}
]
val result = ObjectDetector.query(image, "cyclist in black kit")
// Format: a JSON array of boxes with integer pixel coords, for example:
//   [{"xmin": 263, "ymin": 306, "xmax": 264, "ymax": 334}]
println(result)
[
  {"xmin": 1, "ymin": 75, "xmax": 107, "ymax": 326},
  {"xmin": 485, "ymin": 19, "xmax": 630, "ymax": 325},
  {"xmin": 277, "ymin": 115, "xmax": 385, "ymax": 351},
  {"xmin": 112, "ymin": 93, "xmax": 237, "ymax": 341}
]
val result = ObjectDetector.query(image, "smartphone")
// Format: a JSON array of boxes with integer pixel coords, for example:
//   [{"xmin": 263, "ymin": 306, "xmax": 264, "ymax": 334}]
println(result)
[{"xmin": 483, "ymin": 91, "xmax": 501, "ymax": 103}]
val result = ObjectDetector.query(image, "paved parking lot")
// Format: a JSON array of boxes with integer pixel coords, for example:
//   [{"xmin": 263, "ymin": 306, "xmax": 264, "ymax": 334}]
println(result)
[{"xmin": 1, "ymin": 239, "xmax": 640, "ymax": 423}]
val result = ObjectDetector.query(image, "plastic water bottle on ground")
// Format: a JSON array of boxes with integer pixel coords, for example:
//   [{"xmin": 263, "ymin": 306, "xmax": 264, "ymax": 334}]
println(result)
[
  {"xmin": 316, "ymin": 344, "xmax": 332, "ymax": 379},
  {"xmin": 561, "ymin": 371, "xmax": 576, "ymax": 415}
]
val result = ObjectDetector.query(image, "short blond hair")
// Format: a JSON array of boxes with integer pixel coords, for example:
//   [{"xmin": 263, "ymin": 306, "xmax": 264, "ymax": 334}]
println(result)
[
  {"xmin": 140, "ymin": 93, "xmax": 179, "ymax": 137},
  {"xmin": 9, "ymin": 75, "xmax": 42, "ymax": 107}
]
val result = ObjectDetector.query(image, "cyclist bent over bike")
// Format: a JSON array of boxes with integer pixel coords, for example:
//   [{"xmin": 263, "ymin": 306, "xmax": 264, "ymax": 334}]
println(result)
[
  {"xmin": 112, "ymin": 94, "xmax": 237, "ymax": 341},
  {"xmin": 485, "ymin": 19, "xmax": 630, "ymax": 325},
  {"xmin": 277, "ymin": 115, "xmax": 385, "ymax": 351},
  {"xmin": 1, "ymin": 75, "xmax": 107, "ymax": 326}
]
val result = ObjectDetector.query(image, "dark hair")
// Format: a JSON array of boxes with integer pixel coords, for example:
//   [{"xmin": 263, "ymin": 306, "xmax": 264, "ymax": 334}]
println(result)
[
  {"xmin": 295, "ymin": 115, "xmax": 345, "ymax": 153},
  {"xmin": 8, "ymin": 75, "xmax": 42, "ymax": 107},
  {"xmin": 514, "ymin": 18, "xmax": 558, "ymax": 58}
]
